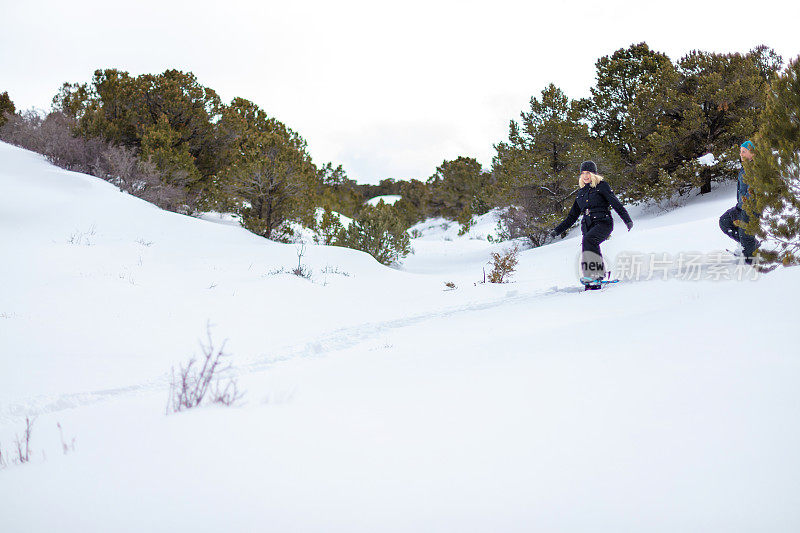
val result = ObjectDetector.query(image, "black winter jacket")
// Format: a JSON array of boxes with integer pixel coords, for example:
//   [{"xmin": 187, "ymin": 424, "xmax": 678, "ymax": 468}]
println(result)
[{"xmin": 553, "ymin": 181, "xmax": 632, "ymax": 235}]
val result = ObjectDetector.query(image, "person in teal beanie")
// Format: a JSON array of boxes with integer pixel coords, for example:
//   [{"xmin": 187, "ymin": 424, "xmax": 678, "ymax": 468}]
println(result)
[{"xmin": 719, "ymin": 141, "xmax": 759, "ymax": 263}]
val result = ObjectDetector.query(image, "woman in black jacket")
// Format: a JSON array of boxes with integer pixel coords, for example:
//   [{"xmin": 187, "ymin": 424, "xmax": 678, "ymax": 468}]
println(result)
[{"xmin": 552, "ymin": 161, "xmax": 633, "ymax": 286}]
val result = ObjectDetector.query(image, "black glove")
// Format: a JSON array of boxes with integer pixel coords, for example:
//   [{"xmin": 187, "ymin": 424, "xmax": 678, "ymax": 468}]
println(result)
[
  {"xmin": 551, "ymin": 229, "xmax": 560, "ymax": 238},
  {"xmin": 625, "ymin": 220, "xmax": 634, "ymax": 231}
]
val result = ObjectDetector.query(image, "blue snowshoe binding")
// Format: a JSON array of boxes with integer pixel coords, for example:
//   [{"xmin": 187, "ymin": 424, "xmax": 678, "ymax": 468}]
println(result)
[{"xmin": 580, "ymin": 272, "xmax": 620, "ymax": 291}]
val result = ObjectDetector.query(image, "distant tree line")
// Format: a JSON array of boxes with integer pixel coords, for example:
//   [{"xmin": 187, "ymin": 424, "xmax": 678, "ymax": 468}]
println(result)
[{"xmin": 1, "ymin": 42, "xmax": 797, "ymax": 266}]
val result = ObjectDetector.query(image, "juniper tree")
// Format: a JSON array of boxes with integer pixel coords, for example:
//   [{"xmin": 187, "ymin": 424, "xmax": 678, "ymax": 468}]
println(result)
[
  {"xmin": 140, "ymin": 115, "xmax": 202, "ymax": 190},
  {"xmin": 338, "ymin": 202, "xmax": 412, "ymax": 265},
  {"xmin": 314, "ymin": 207, "xmax": 346, "ymax": 245},
  {"xmin": 629, "ymin": 47, "xmax": 780, "ymax": 201},
  {"xmin": 217, "ymin": 98, "xmax": 316, "ymax": 239},
  {"xmin": 0, "ymin": 91, "xmax": 15, "ymax": 127},
  {"xmin": 585, "ymin": 42, "xmax": 672, "ymax": 189},
  {"xmin": 493, "ymin": 84, "xmax": 599, "ymax": 245},
  {"xmin": 314, "ymin": 162, "xmax": 362, "ymax": 218},
  {"xmin": 741, "ymin": 56, "xmax": 800, "ymax": 265},
  {"xmin": 52, "ymin": 69, "xmax": 223, "ymax": 193},
  {"xmin": 427, "ymin": 156, "xmax": 493, "ymax": 220}
]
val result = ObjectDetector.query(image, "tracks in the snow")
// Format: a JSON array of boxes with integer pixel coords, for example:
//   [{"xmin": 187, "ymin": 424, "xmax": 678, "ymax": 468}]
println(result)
[{"xmin": 1, "ymin": 287, "xmax": 574, "ymax": 424}]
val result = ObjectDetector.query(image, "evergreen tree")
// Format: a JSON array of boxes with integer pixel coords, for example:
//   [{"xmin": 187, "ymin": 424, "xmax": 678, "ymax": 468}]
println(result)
[
  {"xmin": 585, "ymin": 43, "xmax": 672, "ymax": 189},
  {"xmin": 52, "ymin": 69, "xmax": 223, "ymax": 191},
  {"xmin": 136, "ymin": 70, "xmax": 222, "ymax": 181},
  {"xmin": 427, "ymin": 156, "xmax": 493, "ymax": 220},
  {"xmin": 140, "ymin": 115, "xmax": 202, "ymax": 190},
  {"xmin": 224, "ymin": 130, "xmax": 312, "ymax": 238},
  {"xmin": 0, "ymin": 91, "xmax": 16, "ymax": 127},
  {"xmin": 493, "ymin": 84, "xmax": 597, "ymax": 245},
  {"xmin": 338, "ymin": 202, "xmax": 412, "ymax": 265},
  {"xmin": 742, "ymin": 56, "xmax": 800, "ymax": 265},
  {"xmin": 629, "ymin": 47, "xmax": 780, "ymax": 201},
  {"xmin": 314, "ymin": 162, "xmax": 362, "ymax": 218},
  {"xmin": 389, "ymin": 179, "xmax": 429, "ymax": 228},
  {"xmin": 217, "ymin": 98, "xmax": 316, "ymax": 239},
  {"xmin": 53, "ymin": 70, "xmax": 141, "ymax": 146},
  {"xmin": 314, "ymin": 207, "xmax": 346, "ymax": 246}
]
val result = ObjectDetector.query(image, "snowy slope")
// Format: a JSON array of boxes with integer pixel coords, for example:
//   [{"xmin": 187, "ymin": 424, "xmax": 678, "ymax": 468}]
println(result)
[{"xmin": 1, "ymin": 141, "xmax": 799, "ymax": 532}]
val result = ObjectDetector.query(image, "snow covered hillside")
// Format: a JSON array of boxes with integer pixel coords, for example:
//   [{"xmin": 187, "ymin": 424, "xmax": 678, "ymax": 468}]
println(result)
[{"xmin": 1, "ymin": 141, "xmax": 799, "ymax": 532}]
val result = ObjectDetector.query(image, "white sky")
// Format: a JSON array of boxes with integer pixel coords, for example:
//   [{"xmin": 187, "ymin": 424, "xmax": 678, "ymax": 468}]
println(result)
[{"xmin": 2, "ymin": 0, "xmax": 798, "ymax": 184}]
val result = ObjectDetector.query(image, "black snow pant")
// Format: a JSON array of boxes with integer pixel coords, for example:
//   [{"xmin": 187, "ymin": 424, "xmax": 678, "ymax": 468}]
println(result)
[
  {"xmin": 719, "ymin": 206, "xmax": 758, "ymax": 258},
  {"xmin": 581, "ymin": 219, "xmax": 613, "ymax": 279}
]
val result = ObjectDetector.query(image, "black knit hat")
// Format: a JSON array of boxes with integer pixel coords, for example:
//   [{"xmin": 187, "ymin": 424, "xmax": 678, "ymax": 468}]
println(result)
[{"xmin": 580, "ymin": 161, "xmax": 598, "ymax": 174}]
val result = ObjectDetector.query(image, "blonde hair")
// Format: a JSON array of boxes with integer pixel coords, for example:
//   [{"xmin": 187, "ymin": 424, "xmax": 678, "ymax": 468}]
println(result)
[{"xmin": 579, "ymin": 172, "xmax": 605, "ymax": 188}]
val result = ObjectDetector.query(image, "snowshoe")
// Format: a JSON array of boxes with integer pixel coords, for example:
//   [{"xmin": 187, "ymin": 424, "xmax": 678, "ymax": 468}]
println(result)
[{"xmin": 580, "ymin": 272, "xmax": 620, "ymax": 290}]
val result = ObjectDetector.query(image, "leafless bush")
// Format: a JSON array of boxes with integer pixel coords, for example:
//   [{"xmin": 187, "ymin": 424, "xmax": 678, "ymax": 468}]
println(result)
[
  {"xmin": 91, "ymin": 145, "xmax": 190, "ymax": 213},
  {"xmin": 292, "ymin": 242, "xmax": 312, "ymax": 279},
  {"xmin": 209, "ymin": 379, "xmax": 242, "ymax": 407},
  {"xmin": 444, "ymin": 281, "xmax": 457, "ymax": 290},
  {"xmin": 67, "ymin": 225, "xmax": 96, "ymax": 245},
  {"xmin": 14, "ymin": 416, "xmax": 34, "ymax": 464},
  {"xmin": 492, "ymin": 206, "xmax": 553, "ymax": 247},
  {"xmin": 487, "ymin": 245, "xmax": 519, "ymax": 284},
  {"xmin": 0, "ymin": 109, "xmax": 44, "ymax": 149},
  {"xmin": 0, "ymin": 109, "xmax": 190, "ymax": 213},
  {"xmin": 268, "ymin": 244, "xmax": 314, "ymax": 280},
  {"xmin": 167, "ymin": 325, "xmax": 244, "ymax": 414},
  {"xmin": 494, "ymin": 206, "xmax": 529, "ymax": 240},
  {"xmin": 57, "ymin": 423, "xmax": 76, "ymax": 455},
  {"xmin": 127, "ymin": 155, "xmax": 191, "ymax": 212},
  {"xmin": 40, "ymin": 112, "xmax": 108, "ymax": 173},
  {"xmin": 321, "ymin": 265, "xmax": 350, "ymax": 277}
]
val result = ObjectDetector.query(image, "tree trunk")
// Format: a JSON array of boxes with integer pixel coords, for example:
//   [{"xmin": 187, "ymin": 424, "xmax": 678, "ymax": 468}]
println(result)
[{"xmin": 700, "ymin": 175, "xmax": 712, "ymax": 194}]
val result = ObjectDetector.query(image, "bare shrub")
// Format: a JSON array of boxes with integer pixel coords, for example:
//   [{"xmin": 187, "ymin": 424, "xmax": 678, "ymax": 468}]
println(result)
[
  {"xmin": 167, "ymin": 325, "xmax": 244, "ymax": 414},
  {"xmin": 491, "ymin": 205, "xmax": 555, "ymax": 247},
  {"xmin": 0, "ymin": 109, "xmax": 190, "ymax": 213},
  {"xmin": 487, "ymin": 246, "xmax": 519, "ymax": 284},
  {"xmin": 57, "ymin": 422, "xmax": 76, "ymax": 455},
  {"xmin": 267, "ymin": 266, "xmax": 289, "ymax": 276},
  {"xmin": 292, "ymin": 242, "xmax": 312, "ymax": 279},
  {"xmin": 38, "ymin": 112, "xmax": 107, "ymax": 173},
  {"xmin": 321, "ymin": 265, "xmax": 350, "ymax": 277},
  {"xmin": 93, "ymin": 145, "xmax": 190, "ymax": 213},
  {"xmin": 14, "ymin": 416, "xmax": 34, "ymax": 464},
  {"xmin": 209, "ymin": 379, "xmax": 243, "ymax": 407},
  {"xmin": 0, "ymin": 109, "xmax": 44, "ymax": 149},
  {"xmin": 444, "ymin": 281, "xmax": 457, "ymax": 290},
  {"xmin": 268, "ymin": 243, "xmax": 313, "ymax": 280},
  {"xmin": 67, "ymin": 225, "xmax": 96, "ymax": 245},
  {"xmin": 129, "ymin": 155, "xmax": 192, "ymax": 212}
]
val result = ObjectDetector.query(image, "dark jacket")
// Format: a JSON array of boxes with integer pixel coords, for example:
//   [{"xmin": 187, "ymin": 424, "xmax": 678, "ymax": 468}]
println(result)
[
  {"xmin": 553, "ymin": 180, "xmax": 632, "ymax": 235},
  {"xmin": 736, "ymin": 166, "xmax": 750, "ymax": 209}
]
